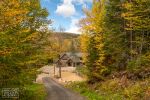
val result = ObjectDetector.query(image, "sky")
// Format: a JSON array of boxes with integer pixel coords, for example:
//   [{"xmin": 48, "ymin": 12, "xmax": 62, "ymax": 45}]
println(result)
[{"xmin": 40, "ymin": 0, "xmax": 92, "ymax": 34}]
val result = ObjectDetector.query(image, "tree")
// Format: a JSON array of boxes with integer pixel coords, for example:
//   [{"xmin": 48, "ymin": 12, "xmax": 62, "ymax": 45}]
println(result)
[
  {"xmin": 80, "ymin": 0, "xmax": 150, "ymax": 81},
  {"xmin": 80, "ymin": 0, "xmax": 108, "ymax": 82},
  {"xmin": 0, "ymin": 0, "xmax": 51, "ymax": 93},
  {"xmin": 103, "ymin": 0, "xmax": 129, "ymax": 71}
]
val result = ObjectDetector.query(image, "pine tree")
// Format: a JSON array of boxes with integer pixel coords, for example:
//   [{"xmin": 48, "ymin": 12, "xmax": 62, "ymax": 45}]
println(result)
[{"xmin": 103, "ymin": 0, "xmax": 129, "ymax": 71}]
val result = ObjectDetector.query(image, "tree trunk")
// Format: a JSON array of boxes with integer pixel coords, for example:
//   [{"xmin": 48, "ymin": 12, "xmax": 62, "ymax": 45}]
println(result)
[{"xmin": 129, "ymin": 0, "xmax": 133, "ymax": 61}]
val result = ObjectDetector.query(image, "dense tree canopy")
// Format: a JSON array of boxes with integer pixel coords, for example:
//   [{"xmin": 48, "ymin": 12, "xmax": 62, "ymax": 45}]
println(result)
[
  {"xmin": 80, "ymin": 0, "xmax": 150, "ymax": 82},
  {"xmin": 0, "ymin": 1, "xmax": 51, "ymax": 98}
]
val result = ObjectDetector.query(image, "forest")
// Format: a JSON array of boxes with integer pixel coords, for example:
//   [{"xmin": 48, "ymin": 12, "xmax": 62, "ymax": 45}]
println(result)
[
  {"xmin": 73, "ymin": 0, "xmax": 150, "ymax": 99},
  {"xmin": 0, "ymin": 0, "xmax": 150, "ymax": 100},
  {"xmin": 80, "ymin": 0, "xmax": 150, "ymax": 82}
]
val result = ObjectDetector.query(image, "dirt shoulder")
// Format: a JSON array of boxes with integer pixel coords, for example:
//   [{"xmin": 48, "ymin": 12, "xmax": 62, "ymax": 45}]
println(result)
[{"xmin": 36, "ymin": 65, "xmax": 86, "ymax": 84}]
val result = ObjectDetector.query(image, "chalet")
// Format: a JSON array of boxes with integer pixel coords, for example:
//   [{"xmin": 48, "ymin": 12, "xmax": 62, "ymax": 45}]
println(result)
[{"xmin": 55, "ymin": 52, "xmax": 83, "ymax": 67}]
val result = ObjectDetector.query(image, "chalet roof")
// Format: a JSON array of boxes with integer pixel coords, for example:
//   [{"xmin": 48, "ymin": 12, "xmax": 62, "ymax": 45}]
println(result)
[
  {"xmin": 55, "ymin": 52, "xmax": 83, "ymax": 63},
  {"xmin": 66, "ymin": 52, "xmax": 83, "ymax": 57},
  {"xmin": 70, "ymin": 56, "xmax": 81, "ymax": 63}
]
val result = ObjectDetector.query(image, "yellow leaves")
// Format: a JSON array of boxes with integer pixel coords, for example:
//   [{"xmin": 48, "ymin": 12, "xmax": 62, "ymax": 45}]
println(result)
[
  {"xmin": 130, "ymin": 49, "xmax": 138, "ymax": 55},
  {"xmin": 123, "ymin": 83, "xmax": 142, "ymax": 99},
  {"xmin": 85, "ymin": 1, "xmax": 105, "ymax": 34},
  {"xmin": 4, "ymin": 8, "xmax": 28, "ymax": 17},
  {"xmin": 121, "ymin": 13, "xmax": 126, "ymax": 18},
  {"xmin": 4, "ymin": 10, "xmax": 26, "ymax": 25},
  {"xmin": 24, "ymin": 59, "xmax": 39, "ymax": 65},
  {"xmin": 121, "ymin": 12, "xmax": 134, "ymax": 18},
  {"xmin": 80, "ymin": 0, "xmax": 106, "ymax": 60},
  {"xmin": 95, "ymin": 44, "xmax": 104, "ymax": 50},
  {"xmin": 25, "ymin": 1, "xmax": 31, "ymax": 6},
  {"xmin": 80, "ymin": 34, "xmax": 89, "ymax": 52},
  {"xmin": 21, "ymin": 32, "xmax": 39, "ymax": 43},
  {"xmin": 122, "ymin": 2, "xmax": 133, "ymax": 9},
  {"xmin": 0, "ymin": 0, "xmax": 29, "ymax": 30},
  {"xmin": 79, "ymin": 33, "xmax": 90, "ymax": 63},
  {"xmin": 21, "ymin": 29, "xmax": 30, "ymax": 33},
  {"xmin": 0, "ymin": 48, "xmax": 14, "ymax": 56}
]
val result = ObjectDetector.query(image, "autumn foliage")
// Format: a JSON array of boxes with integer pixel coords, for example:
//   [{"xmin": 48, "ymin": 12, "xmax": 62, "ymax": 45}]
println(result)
[
  {"xmin": 80, "ymin": 0, "xmax": 150, "ymax": 82},
  {"xmin": 0, "ymin": 0, "xmax": 50, "ymax": 99}
]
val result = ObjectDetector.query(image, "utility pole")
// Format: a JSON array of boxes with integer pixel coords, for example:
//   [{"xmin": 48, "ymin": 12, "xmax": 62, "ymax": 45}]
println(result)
[
  {"xmin": 53, "ymin": 59, "xmax": 56, "ymax": 77},
  {"xmin": 58, "ymin": 63, "xmax": 61, "ymax": 78},
  {"xmin": 54, "ymin": 64, "xmax": 55, "ymax": 77}
]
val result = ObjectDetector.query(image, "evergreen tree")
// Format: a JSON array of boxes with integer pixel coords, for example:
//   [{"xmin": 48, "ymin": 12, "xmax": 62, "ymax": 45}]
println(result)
[{"xmin": 104, "ymin": 0, "xmax": 129, "ymax": 71}]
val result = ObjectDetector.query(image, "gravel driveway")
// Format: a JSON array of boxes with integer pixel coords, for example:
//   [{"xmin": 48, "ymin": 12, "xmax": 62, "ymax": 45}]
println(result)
[
  {"xmin": 36, "ymin": 65, "xmax": 86, "ymax": 100},
  {"xmin": 43, "ymin": 77, "xmax": 86, "ymax": 100}
]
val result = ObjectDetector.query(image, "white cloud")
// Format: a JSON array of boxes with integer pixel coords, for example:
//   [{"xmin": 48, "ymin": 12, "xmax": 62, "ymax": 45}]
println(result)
[
  {"xmin": 56, "ymin": 3, "xmax": 76, "ymax": 17},
  {"xmin": 56, "ymin": 0, "xmax": 76, "ymax": 17},
  {"xmin": 55, "ymin": 0, "xmax": 92, "ymax": 17},
  {"xmin": 66, "ymin": 18, "xmax": 81, "ymax": 34},
  {"xmin": 55, "ymin": 0, "xmax": 92, "ymax": 33},
  {"xmin": 63, "ymin": 0, "xmax": 72, "ymax": 4}
]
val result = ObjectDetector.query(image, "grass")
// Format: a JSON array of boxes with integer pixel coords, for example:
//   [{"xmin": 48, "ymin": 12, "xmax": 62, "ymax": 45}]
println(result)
[
  {"xmin": 22, "ymin": 83, "xmax": 46, "ymax": 100},
  {"xmin": 0, "ymin": 83, "xmax": 46, "ymax": 100},
  {"xmin": 65, "ymin": 82, "xmax": 105, "ymax": 100},
  {"xmin": 66, "ymin": 78, "xmax": 150, "ymax": 100}
]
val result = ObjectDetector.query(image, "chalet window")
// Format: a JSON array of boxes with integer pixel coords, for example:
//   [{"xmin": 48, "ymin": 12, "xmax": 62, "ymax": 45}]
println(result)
[
  {"xmin": 77, "ymin": 62, "xmax": 80, "ymax": 66},
  {"xmin": 80, "ymin": 57, "xmax": 83, "ymax": 60},
  {"xmin": 68, "ymin": 62, "xmax": 72, "ymax": 66}
]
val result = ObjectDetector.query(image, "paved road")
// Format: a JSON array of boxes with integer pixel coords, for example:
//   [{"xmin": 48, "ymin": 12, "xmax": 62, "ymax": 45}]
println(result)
[{"xmin": 42, "ymin": 77, "xmax": 86, "ymax": 100}]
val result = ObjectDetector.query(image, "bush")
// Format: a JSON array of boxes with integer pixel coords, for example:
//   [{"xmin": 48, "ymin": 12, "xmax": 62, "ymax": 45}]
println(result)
[
  {"xmin": 76, "ymin": 66, "xmax": 88, "ymax": 77},
  {"xmin": 123, "ymin": 83, "xmax": 143, "ymax": 99}
]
